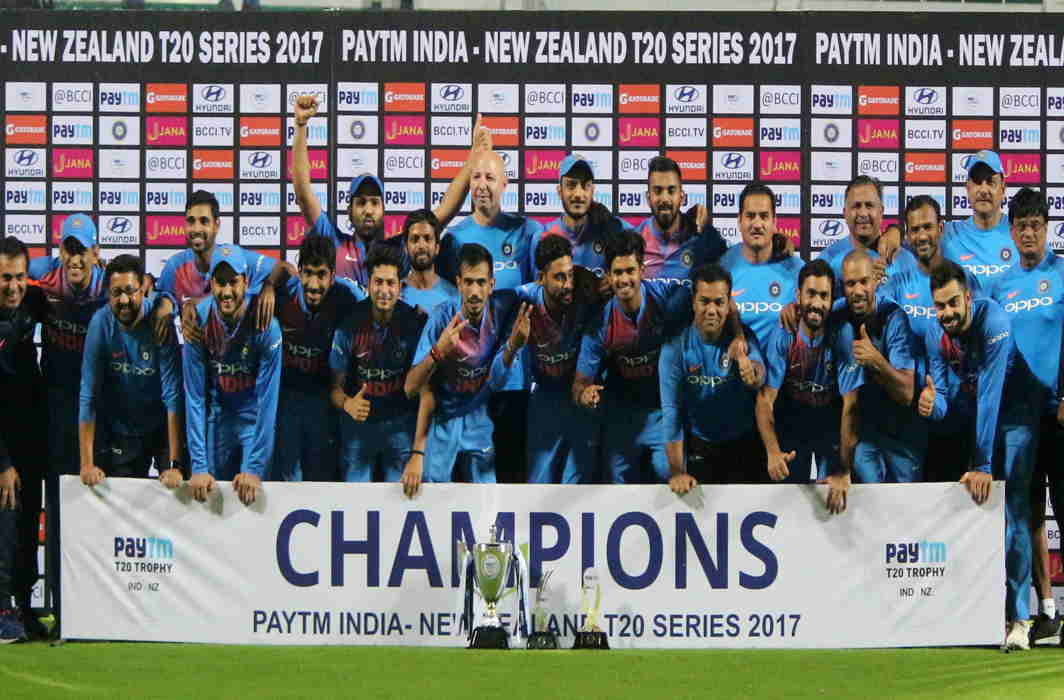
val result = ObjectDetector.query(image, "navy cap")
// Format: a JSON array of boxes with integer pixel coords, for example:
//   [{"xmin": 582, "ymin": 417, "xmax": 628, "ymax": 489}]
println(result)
[{"xmin": 348, "ymin": 173, "xmax": 384, "ymax": 200}]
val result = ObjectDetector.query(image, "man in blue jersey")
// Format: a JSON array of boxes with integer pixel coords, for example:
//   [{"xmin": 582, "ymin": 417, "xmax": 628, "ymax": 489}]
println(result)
[
  {"xmin": 0, "ymin": 237, "xmax": 49, "ymax": 640},
  {"xmin": 78, "ymin": 255, "xmax": 184, "ymax": 487},
  {"xmin": 267, "ymin": 236, "xmax": 363, "ymax": 482},
  {"xmin": 756, "ymin": 260, "xmax": 861, "ymax": 512},
  {"xmin": 660, "ymin": 264, "xmax": 765, "ymax": 493},
  {"xmin": 838, "ymin": 250, "xmax": 921, "ymax": 483},
  {"xmin": 183, "ymin": 244, "xmax": 283, "ymax": 506},
  {"xmin": 161, "ymin": 190, "xmax": 277, "ymax": 344},
  {"xmin": 400, "ymin": 209, "xmax": 459, "ymax": 315},
  {"xmin": 330, "ymin": 245, "xmax": 427, "ymax": 483},
  {"xmin": 720, "ymin": 183, "xmax": 803, "ymax": 348},
  {"xmin": 572, "ymin": 231, "xmax": 696, "ymax": 484},
  {"xmin": 818, "ymin": 175, "xmax": 917, "ymax": 293},
  {"xmin": 943, "ymin": 150, "xmax": 1025, "ymax": 283},
  {"xmin": 401, "ymin": 243, "xmax": 531, "ymax": 493},
  {"xmin": 513, "ymin": 235, "xmax": 604, "ymax": 483},
  {"xmin": 291, "ymin": 95, "xmax": 478, "ymax": 286},
  {"xmin": 919, "ymin": 260, "xmax": 1040, "ymax": 650},
  {"xmin": 986, "ymin": 188, "xmax": 1064, "ymax": 643}
]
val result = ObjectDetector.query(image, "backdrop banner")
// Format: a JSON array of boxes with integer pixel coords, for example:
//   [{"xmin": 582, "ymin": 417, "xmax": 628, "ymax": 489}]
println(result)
[{"xmin": 60, "ymin": 476, "xmax": 1004, "ymax": 648}]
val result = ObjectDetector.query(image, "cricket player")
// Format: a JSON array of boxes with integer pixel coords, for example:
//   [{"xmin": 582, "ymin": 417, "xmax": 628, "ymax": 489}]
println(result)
[
  {"xmin": 400, "ymin": 209, "xmax": 459, "ymax": 314},
  {"xmin": 330, "ymin": 245, "xmax": 427, "ymax": 482},
  {"xmin": 919, "ymin": 260, "xmax": 1041, "ymax": 650},
  {"xmin": 660, "ymin": 264, "xmax": 765, "ymax": 493},
  {"xmin": 183, "ymin": 244, "xmax": 283, "ymax": 506}
]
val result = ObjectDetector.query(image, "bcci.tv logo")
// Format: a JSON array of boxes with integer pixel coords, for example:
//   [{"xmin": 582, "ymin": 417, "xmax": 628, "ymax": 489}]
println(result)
[{"xmin": 885, "ymin": 540, "xmax": 947, "ymax": 564}]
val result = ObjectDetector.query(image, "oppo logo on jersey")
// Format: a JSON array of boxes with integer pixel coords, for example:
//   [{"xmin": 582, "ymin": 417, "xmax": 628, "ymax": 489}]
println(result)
[
  {"xmin": 494, "ymin": 261, "xmax": 518, "ymax": 272},
  {"xmin": 617, "ymin": 351, "xmax": 658, "ymax": 379},
  {"xmin": 736, "ymin": 301, "xmax": 783, "ymax": 314},
  {"xmin": 211, "ymin": 361, "xmax": 253, "ymax": 375},
  {"xmin": 962, "ymin": 263, "xmax": 1010, "ymax": 276},
  {"xmin": 687, "ymin": 374, "xmax": 729, "ymax": 387},
  {"xmin": 1004, "ymin": 296, "xmax": 1052, "ymax": 313},
  {"xmin": 359, "ymin": 366, "xmax": 403, "ymax": 381},
  {"xmin": 536, "ymin": 351, "xmax": 574, "ymax": 365},
  {"xmin": 457, "ymin": 365, "xmax": 488, "ymax": 379},
  {"xmin": 110, "ymin": 362, "xmax": 156, "ymax": 377},
  {"xmin": 285, "ymin": 342, "xmax": 322, "ymax": 358},
  {"xmin": 789, "ymin": 379, "xmax": 828, "ymax": 393},
  {"xmin": 903, "ymin": 304, "xmax": 936, "ymax": 319},
  {"xmin": 48, "ymin": 318, "xmax": 88, "ymax": 334}
]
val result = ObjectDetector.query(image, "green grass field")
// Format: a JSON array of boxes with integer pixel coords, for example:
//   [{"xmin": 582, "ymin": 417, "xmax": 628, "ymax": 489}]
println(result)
[{"xmin": 3, "ymin": 643, "xmax": 1064, "ymax": 700}]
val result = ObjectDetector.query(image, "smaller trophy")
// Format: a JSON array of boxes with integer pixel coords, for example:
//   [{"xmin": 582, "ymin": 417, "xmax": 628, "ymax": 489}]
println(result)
[
  {"xmin": 468, "ymin": 524, "xmax": 513, "ymax": 649},
  {"xmin": 572, "ymin": 567, "xmax": 609, "ymax": 649},
  {"xmin": 526, "ymin": 569, "xmax": 559, "ymax": 649}
]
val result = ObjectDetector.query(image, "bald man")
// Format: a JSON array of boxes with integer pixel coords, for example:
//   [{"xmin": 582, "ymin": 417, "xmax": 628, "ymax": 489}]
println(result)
[{"xmin": 436, "ymin": 149, "xmax": 543, "ymax": 483}]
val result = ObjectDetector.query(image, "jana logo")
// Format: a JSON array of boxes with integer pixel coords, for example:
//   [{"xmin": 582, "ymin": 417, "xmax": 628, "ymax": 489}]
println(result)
[
  {"xmin": 201, "ymin": 85, "xmax": 226, "ymax": 102},
  {"xmin": 14, "ymin": 150, "xmax": 38, "ymax": 167},
  {"xmin": 350, "ymin": 120, "xmax": 365, "ymax": 139},
  {"xmin": 250, "ymin": 151, "xmax": 273, "ymax": 168},
  {"xmin": 819, "ymin": 220, "xmax": 843, "ymax": 237},
  {"xmin": 109, "ymin": 217, "xmax": 132, "ymax": 234},
  {"xmin": 914, "ymin": 88, "xmax": 939, "ymax": 105},
  {"xmin": 885, "ymin": 540, "xmax": 947, "ymax": 564},
  {"xmin": 674, "ymin": 85, "xmax": 699, "ymax": 103},
  {"xmin": 440, "ymin": 84, "xmax": 464, "ymax": 102},
  {"xmin": 723, "ymin": 152, "xmax": 746, "ymax": 170}
]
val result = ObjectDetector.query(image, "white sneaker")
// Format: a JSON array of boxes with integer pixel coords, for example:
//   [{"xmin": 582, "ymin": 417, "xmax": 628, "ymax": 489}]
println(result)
[{"xmin": 1003, "ymin": 620, "xmax": 1031, "ymax": 652}]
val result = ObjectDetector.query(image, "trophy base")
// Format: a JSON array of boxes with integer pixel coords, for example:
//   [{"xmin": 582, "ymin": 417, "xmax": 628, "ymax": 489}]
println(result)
[
  {"xmin": 572, "ymin": 631, "xmax": 609, "ymax": 650},
  {"xmin": 468, "ymin": 625, "xmax": 510, "ymax": 649},
  {"xmin": 526, "ymin": 632, "xmax": 559, "ymax": 650}
]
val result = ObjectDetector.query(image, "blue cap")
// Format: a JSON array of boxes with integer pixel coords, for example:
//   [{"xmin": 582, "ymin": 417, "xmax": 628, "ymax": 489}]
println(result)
[
  {"xmin": 963, "ymin": 149, "xmax": 1004, "ymax": 176},
  {"xmin": 348, "ymin": 173, "xmax": 384, "ymax": 200},
  {"xmin": 559, "ymin": 154, "xmax": 594, "ymax": 180},
  {"xmin": 209, "ymin": 244, "xmax": 248, "ymax": 278},
  {"xmin": 61, "ymin": 213, "xmax": 97, "ymax": 249}
]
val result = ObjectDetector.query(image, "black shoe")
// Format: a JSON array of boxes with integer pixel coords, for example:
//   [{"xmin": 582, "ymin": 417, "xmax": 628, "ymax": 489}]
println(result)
[
  {"xmin": 1030, "ymin": 613, "xmax": 1061, "ymax": 645},
  {"xmin": 18, "ymin": 608, "xmax": 50, "ymax": 641}
]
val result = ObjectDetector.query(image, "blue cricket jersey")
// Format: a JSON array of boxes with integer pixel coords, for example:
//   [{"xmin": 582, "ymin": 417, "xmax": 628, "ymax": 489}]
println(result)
[
  {"xmin": 29, "ymin": 256, "xmax": 107, "ymax": 388},
  {"xmin": 183, "ymin": 297, "xmax": 283, "ymax": 477},
  {"xmin": 329, "ymin": 298, "xmax": 427, "ymax": 423},
  {"xmin": 413, "ymin": 291, "xmax": 521, "ymax": 420},
  {"xmin": 157, "ymin": 247, "xmax": 274, "ymax": 306},
  {"xmin": 576, "ymin": 279, "xmax": 692, "ymax": 409},
  {"xmin": 401, "ymin": 277, "xmax": 459, "ymax": 315},
  {"xmin": 659, "ymin": 322, "xmax": 763, "ymax": 444},
  {"xmin": 818, "ymin": 237, "xmax": 920, "ymax": 295},
  {"xmin": 719, "ymin": 245, "xmax": 803, "ymax": 348},
  {"xmin": 79, "ymin": 298, "xmax": 182, "ymax": 437},
  {"xmin": 438, "ymin": 213, "xmax": 543, "ymax": 290},
  {"xmin": 533, "ymin": 214, "xmax": 634, "ymax": 278},
  {"xmin": 988, "ymin": 254, "xmax": 1064, "ymax": 415},
  {"xmin": 513, "ymin": 282, "xmax": 599, "ymax": 392},
  {"xmin": 307, "ymin": 212, "xmax": 407, "ymax": 288},
  {"xmin": 924, "ymin": 297, "xmax": 1038, "ymax": 472},
  {"xmin": 941, "ymin": 216, "xmax": 1052, "ymax": 283},
  {"xmin": 635, "ymin": 216, "xmax": 728, "ymax": 283},
  {"xmin": 275, "ymin": 276, "xmax": 363, "ymax": 394}
]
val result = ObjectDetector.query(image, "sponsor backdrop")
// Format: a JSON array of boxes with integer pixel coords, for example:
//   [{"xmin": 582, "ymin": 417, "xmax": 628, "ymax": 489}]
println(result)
[
  {"xmin": 3, "ymin": 11, "xmax": 1064, "ymax": 267},
  {"xmin": 61, "ymin": 477, "xmax": 1003, "ymax": 647}
]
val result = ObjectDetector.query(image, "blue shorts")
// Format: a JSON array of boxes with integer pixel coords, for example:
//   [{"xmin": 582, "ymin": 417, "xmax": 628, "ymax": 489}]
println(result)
[
  {"xmin": 339, "ymin": 412, "xmax": 415, "ymax": 483},
  {"xmin": 206, "ymin": 413, "xmax": 257, "ymax": 481},
  {"xmin": 424, "ymin": 405, "xmax": 495, "ymax": 483},
  {"xmin": 274, "ymin": 389, "xmax": 338, "ymax": 482},
  {"xmin": 526, "ymin": 386, "xmax": 601, "ymax": 484},
  {"xmin": 854, "ymin": 425, "xmax": 925, "ymax": 484}
]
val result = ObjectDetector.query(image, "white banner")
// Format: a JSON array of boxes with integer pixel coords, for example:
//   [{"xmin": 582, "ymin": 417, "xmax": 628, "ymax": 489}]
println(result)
[{"xmin": 61, "ymin": 478, "xmax": 1004, "ymax": 648}]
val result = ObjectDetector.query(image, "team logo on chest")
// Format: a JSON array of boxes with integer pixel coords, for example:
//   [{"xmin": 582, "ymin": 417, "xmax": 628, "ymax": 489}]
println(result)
[
  {"xmin": 1040, "ymin": 279, "xmax": 1050, "ymax": 293},
  {"xmin": 682, "ymin": 250, "xmax": 693, "ymax": 267},
  {"xmin": 593, "ymin": 240, "xmax": 604, "ymax": 255},
  {"xmin": 502, "ymin": 242, "xmax": 513, "ymax": 257},
  {"xmin": 720, "ymin": 354, "xmax": 730, "ymax": 370},
  {"xmin": 142, "ymin": 350, "xmax": 151, "ymax": 362},
  {"xmin": 1000, "ymin": 248, "xmax": 1012, "ymax": 262},
  {"xmin": 769, "ymin": 281, "xmax": 781, "ymax": 297}
]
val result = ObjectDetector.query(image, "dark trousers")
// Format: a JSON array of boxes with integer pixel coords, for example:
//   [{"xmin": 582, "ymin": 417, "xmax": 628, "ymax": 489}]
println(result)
[
  {"xmin": 0, "ymin": 470, "xmax": 41, "ymax": 608},
  {"xmin": 490, "ymin": 390, "xmax": 528, "ymax": 484},
  {"xmin": 687, "ymin": 432, "xmax": 767, "ymax": 485}
]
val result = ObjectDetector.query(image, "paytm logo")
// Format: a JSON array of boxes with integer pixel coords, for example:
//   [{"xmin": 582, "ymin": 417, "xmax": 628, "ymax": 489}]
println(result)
[
  {"xmin": 336, "ymin": 82, "xmax": 379, "ymax": 112},
  {"xmin": 998, "ymin": 121, "xmax": 1041, "ymax": 150},
  {"xmin": 885, "ymin": 541, "xmax": 946, "ymax": 564},
  {"xmin": 115, "ymin": 536, "xmax": 173, "ymax": 559},
  {"xmin": 810, "ymin": 85, "xmax": 853, "ymax": 114},
  {"xmin": 569, "ymin": 83, "xmax": 610, "ymax": 114}
]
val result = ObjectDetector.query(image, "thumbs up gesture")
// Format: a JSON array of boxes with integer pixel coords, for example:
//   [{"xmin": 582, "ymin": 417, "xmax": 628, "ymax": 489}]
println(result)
[
  {"xmin": 917, "ymin": 375, "xmax": 936, "ymax": 418},
  {"xmin": 851, "ymin": 323, "xmax": 881, "ymax": 370},
  {"xmin": 345, "ymin": 385, "xmax": 372, "ymax": 422}
]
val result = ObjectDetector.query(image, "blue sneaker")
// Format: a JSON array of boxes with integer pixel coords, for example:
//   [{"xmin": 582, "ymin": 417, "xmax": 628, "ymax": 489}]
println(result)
[{"xmin": 0, "ymin": 609, "xmax": 26, "ymax": 643}]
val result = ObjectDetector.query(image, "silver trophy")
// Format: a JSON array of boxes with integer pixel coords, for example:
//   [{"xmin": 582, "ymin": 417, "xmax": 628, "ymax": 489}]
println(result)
[
  {"xmin": 468, "ymin": 524, "xmax": 514, "ymax": 649},
  {"xmin": 572, "ymin": 567, "xmax": 609, "ymax": 649},
  {"xmin": 527, "ymin": 569, "xmax": 559, "ymax": 649}
]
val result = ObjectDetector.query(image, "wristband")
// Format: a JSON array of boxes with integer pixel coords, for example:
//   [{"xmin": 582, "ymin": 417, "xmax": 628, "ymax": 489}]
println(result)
[{"xmin": 411, "ymin": 450, "xmax": 425, "ymax": 456}]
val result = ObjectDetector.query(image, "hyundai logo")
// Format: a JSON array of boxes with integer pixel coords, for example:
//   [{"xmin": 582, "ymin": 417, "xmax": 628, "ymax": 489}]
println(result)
[
  {"xmin": 500, "ymin": 152, "xmax": 511, "ymax": 165},
  {"xmin": 723, "ymin": 152, "xmax": 745, "ymax": 170},
  {"xmin": 112, "ymin": 121, "xmax": 128, "ymax": 140},
  {"xmin": 440, "ymin": 84, "xmax": 464, "ymax": 102},
  {"xmin": 824, "ymin": 123, "xmax": 840, "ymax": 144},
  {"xmin": 585, "ymin": 122, "xmax": 600, "ymax": 142},
  {"xmin": 914, "ymin": 88, "xmax": 938, "ymax": 105},
  {"xmin": 819, "ymin": 220, "xmax": 844, "ymax": 237},
  {"xmin": 14, "ymin": 150, "xmax": 38, "ymax": 167},
  {"xmin": 1057, "ymin": 222, "xmax": 1064, "ymax": 236},
  {"xmin": 201, "ymin": 85, "xmax": 226, "ymax": 102},
  {"xmin": 250, "ymin": 151, "xmax": 272, "ymax": 168},
  {"xmin": 109, "ymin": 217, "xmax": 131, "ymax": 234},
  {"xmin": 1059, "ymin": 126, "xmax": 1064, "ymax": 145},
  {"xmin": 674, "ymin": 85, "xmax": 698, "ymax": 103},
  {"xmin": 350, "ymin": 120, "xmax": 365, "ymax": 140}
]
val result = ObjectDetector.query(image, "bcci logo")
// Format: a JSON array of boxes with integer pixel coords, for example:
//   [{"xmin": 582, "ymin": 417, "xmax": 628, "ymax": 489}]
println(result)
[
  {"xmin": 585, "ymin": 122, "xmax": 600, "ymax": 142},
  {"xmin": 682, "ymin": 250, "xmax": 693, "ymax": 267},
  {"xmin": 112, "ymin": 121, "xmax": 128, "ymax": 141},
  {"xmin": 720, "ymin": 354, "xmax": 730, "ymax": 370},
  {"xmin": 769, "ymin": 281, "xmax": 781, "ymax": 297},
  {"xmin": 1001, "ymin": 247, "xmax": 1012, "ymax": 261},
  {"xmin": 350, "ymin": 120, "xmax": 365, "ymax": 140},
  {"xmin": 502, "ymin": 242, "xmax": 513, "ymax": 257},
  {"xmin": 480, "ymin": 552, "xmax": 501, "ymax": 577},
  {"xmin": 142, "ymin": 350, "xmax": 151, "ymax": 361},
  {"xmin": 241, "ymin": 344, "xmax": 250, "ymax": 357},
  {"xmin": 593, "ymin": 241, "xmax": 604, "ymax": 254},
  {"xmin": 824, "ymin": 123, "xmax": 840, "ymax": 144},
  {"xmin": 1040, "ymin": 279, "xmax": 1050, "ymax": 293}
]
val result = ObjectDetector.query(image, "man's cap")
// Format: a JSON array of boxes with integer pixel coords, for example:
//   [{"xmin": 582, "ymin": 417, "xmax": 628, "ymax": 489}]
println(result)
[
  {"xmin": 963, "ymin": 149, "xmax": 1004, "ymax": 176},
  {"xmin": 559, "ymin": 154, "xmax": 594, "ymax": 180},
  {"xmin": 348, "ymin": 173, "xmax": 384, "ymax": 199},
  {"xmin": 61, "ymin": 213, "xmax": 97, "ymax": 249},
  {"xmin": 209, "ymin": 244, "xmax": 248, "ymax": 278}
]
